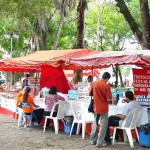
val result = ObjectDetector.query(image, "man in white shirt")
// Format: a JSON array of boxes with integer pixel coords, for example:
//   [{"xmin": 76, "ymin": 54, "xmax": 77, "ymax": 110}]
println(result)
[{"xmin": 104, "ymin": 91, "xmax": 140, "ymax": 144}]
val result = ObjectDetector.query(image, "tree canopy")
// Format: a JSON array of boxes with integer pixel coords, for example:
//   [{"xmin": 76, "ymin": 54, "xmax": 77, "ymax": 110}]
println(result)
[{"xmin": 0, "ymin": 0, "xmax": 149, "ymax": 59}]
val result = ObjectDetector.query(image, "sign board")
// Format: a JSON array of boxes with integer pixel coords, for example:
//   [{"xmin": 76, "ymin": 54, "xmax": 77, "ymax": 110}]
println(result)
[
  {"xmin": 132, "ymin": 68, "xmax": 150, "ymax": 107},
  {"xmin": 28, "ymin": 77, "xmax": 40, "ymax": 85},
  {"xmin": 77, "ymin": 82, "xmax": 91, "ymax": 101},
  {"xmin": 132, "ymin": 69, "xmax": 150, "ymax": 95},
  {"xmin": 137, "ymin": 95, "xmax": 150, "ymax": 107},
  {"xmin": 68, "ymin": 90, "xmax": 78, "ymax": 100}
]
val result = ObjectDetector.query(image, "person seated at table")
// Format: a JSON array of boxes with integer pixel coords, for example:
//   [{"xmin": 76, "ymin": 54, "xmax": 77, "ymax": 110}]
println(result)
[
  {"xmin": 104, "ymin": 91, "xmax": 140, "ymax": 144},
  {"xmin": 18, "ymin": 86, "xmax": 44, "ymax": 127},
  {"xmin": 44, "ymin": 86, "xmax": 65, "ymax": 129}
]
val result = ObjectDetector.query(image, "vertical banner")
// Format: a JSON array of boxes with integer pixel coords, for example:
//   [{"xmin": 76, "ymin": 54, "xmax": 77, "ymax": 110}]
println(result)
[
  {"xmin": 40, "ymin": 65, "xmax": 70, "ymax": 94},
  {"xmin": 132, "ymin": 68, "xmax": 150, "ymax": 107}
]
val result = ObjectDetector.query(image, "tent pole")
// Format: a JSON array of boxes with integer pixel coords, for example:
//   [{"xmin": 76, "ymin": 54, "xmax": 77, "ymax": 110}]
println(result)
[
  {"xmin": 82, "ymin": 66, "xmax": 83, "ymax": 82},
  {"xmin": 92, "ymin": 66, "xmax": 93, "ymax": 82},
  {"xmin": 34, "ymin": 67, "xmax": 39, "ymax": 97}
]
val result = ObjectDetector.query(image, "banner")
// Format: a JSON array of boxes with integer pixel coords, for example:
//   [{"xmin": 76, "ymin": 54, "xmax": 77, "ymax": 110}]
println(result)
[
  {"xmin": 132, "ymin": 68, "xmax": 150, "ymax": 107},
  {"xmin": 137, "ymin": 95, "xmax": 150, "ymax": 107},
  {"xmin": 40, "ymin": 65, "xmax": 70, "ymax": 94},
  {"xmin": 132, "ymin": 68, "xmax": 150, "ymax": 95}
]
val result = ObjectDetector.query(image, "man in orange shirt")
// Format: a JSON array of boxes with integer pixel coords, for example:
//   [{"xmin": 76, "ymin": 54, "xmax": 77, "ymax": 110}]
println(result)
[{"xmin": 89, "ymin": 72, "xmax": 112, "ymax": 148}]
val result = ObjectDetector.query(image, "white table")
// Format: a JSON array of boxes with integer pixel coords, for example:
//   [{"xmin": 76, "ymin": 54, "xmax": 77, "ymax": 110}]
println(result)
[
  {"xmin": 0, "ymin": 95, "xmax": 149, "ymax": 127},
  {"xmin": 0, "ymin": 95, "xmax": 16, "ymax": 113},
  {"xmin": 34, "ymin": 98, "xmax": 94, "ymax": 120},
  {"xmin": 34, "ymin": 97, "xmax": 149, "ymax": 127}
]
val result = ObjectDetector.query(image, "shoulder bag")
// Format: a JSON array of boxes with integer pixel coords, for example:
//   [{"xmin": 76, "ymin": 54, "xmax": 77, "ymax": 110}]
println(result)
[{"xmin": 88, "ymin": 97, "xmax": 94, "ymax": 113}]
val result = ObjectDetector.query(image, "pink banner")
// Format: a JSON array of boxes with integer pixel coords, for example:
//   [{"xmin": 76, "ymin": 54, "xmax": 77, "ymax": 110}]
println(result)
[{"xmin": 132, "ymin": 68, "xmax": 150, "ymax": 95}]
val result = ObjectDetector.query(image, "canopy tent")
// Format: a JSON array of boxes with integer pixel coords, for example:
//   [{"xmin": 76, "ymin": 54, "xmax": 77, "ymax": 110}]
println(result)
[
  {"xmin": 1, "ymin": 49, "xmax": 150, "ymax": 72},
  {"xmin": 64, "ymin": 69, "xmax": 100, "ymax": 77},
  {"xmin": 1, "ymin": 49, "xmax": 100, "ymax": 72},
  {"xmin": 0, "ymin": 49, "xmax": 100, "ymax": 94},
  {"xmin": 68, "ymin": 50, "xmax": 150, "ymax": 67},
  {"xmin": 1, "ymin": 49, "xmax": 150, "ymax": 93}
]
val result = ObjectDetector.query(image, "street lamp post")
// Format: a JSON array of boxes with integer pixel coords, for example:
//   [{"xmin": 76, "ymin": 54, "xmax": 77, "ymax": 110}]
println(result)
[
  {"xmin": 4, "ymin": 33, "xmax": 19, "ymax": 90},
  {"xmin": 4, "ymin": 33, "xmax": 19, "ymax": 58}
]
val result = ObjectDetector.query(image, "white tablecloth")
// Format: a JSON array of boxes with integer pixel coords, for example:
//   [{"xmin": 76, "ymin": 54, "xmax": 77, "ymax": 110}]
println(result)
[
  {"xmin": 35, "ymin": 98, "xmax": 149, "ymax": 127},
  {"xmin": 0, "ymin": 95, "xmax": 16, "ymax": 112},
  {"xmin": 0, "ymin": 95, "xmax": 149, "ymax": 127}
]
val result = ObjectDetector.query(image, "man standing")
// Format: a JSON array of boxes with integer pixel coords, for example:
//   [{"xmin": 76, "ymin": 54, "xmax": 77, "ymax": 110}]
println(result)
[
  {"xmin": 21, "ymin": 74, "xmax": 30, "ymax": 89},
  {"xmin": 90, "ymin": 72, "xmax": 112, "ymax": 148}
]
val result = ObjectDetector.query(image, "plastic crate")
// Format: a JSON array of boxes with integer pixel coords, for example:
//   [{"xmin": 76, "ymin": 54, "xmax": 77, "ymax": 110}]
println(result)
[
  {"xmin": 139, "ymin": 131, "xmax": 150, "ymax": 147},
  {"xmin": 64, "ymin": 124, "xmax": 77, "ymax": 135}
]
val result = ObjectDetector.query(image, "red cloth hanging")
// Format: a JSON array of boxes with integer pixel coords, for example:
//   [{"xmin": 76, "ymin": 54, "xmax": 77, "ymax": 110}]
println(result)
[{"xmin": 40, "ymin": 65, "xmax": 70, "ymax": 94}]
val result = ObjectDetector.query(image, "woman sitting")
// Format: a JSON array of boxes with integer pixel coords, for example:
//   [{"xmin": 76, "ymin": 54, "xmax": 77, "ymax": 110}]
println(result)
[
  {"xmin": 44, "ymin": 86, "xmax": 65, "ymax": 129},
  {"xmin": 19, "ymin": 87, "xmax": 44, "ymax": 127}
]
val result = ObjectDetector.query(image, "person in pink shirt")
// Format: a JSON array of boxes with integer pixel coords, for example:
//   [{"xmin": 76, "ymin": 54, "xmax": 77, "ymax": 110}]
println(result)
[{"xmin": 44, "ymin": 86, "xmax": 65, "ymax": 128}]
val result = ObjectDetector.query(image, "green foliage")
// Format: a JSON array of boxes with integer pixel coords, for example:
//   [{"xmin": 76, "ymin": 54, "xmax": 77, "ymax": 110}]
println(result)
[
  {"xmin": 0, "ymin": 0, "xmax": 143, "ymax": 56},
  {"xmin": 85, "ymin": 2, "xmax": 132, "ymax": 51}
]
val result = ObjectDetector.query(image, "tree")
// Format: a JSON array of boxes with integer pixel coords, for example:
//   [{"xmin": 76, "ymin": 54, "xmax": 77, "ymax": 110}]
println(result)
[
  {"xmin": 115, "ymin": 0, "xmax": 150, "ymax": 50},
  {"xmin": 52, "ymin": 0, "xmax": 76, "ymax": 50},
  {"xmin": 0, "ymin": 0, "xmax": 53, "ymax": 53},
  {"xmin": 76, "ymin": 0, "xmax": 87, "ymax": 48},
  {"xmin": 85, "ymin": 2, "xmax": 132, "ymax": 51},
  {"xmin": 73, "ymin": 0, "xmax": 88, "ymax": 84}
]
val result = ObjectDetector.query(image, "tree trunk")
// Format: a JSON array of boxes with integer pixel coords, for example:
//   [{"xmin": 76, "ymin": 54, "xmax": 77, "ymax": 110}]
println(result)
[
  {"xmin": 72, "ymin": 70, "xmax": 82, "ymax": 85},
  {"xmin": 33, "ymin": 20, "xmax": 40, "ymax": 51},
  {"xmin": 118, "ymin": 67, "xmax": 124, "ymax": 87},
  {"xmin": 40, "ymin": 13, "xmax": 47, "ymax": 50},
  {"xmin": 112, "ymin": 65, "xmax": 119, "ymax": 88},
  {"xmin": 96, "ymin": 1, "xmax": 100, "ymax": 50},
  {"xmin": 34, "ymin": 33, "xmax": 39, "ymax": 51},
  {"xmin": 73, "ymin": 0, "xmax": 87, "ymax": 83},
  {"xmin": 52, "ymin": 0, "xmax": 66, "ymax": 50},
  {"xmin": 42, "ymin": 31, "xmax": 46, "ymax": 50},
  {"xmin": 115, "ymin": 0, "xmax": 150, "ymax": 50},
  {"xmin": 140, "ymin": 0, "xmax": 150, "ymax": 49},
  {"xmin": 76, "ymin": 0, "xmax": 86, "ymax": 48}
]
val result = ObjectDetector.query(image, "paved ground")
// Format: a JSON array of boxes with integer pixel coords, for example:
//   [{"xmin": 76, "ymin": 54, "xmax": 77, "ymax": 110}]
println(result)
[{"xmin": 0, "ymin": 114, "xmax": 147, "ymax": 150}]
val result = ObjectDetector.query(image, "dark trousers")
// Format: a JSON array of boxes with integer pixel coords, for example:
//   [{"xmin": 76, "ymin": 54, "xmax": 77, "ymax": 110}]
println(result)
[
  {"xmin": 32, "ymin": 108, "xmax": 44, "ymax": 124},
  {"xmin": 104, "ymin": 116, "xmax": 121, "ymax": 143},
  {"xmin": 44, "ymin": 111, "xmax": 57, "ymax": 127}
]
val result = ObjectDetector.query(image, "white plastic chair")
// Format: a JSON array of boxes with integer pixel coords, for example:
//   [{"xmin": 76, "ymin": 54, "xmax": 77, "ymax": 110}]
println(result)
[
  {"xmin": 14, "ymin": 108, "xmax": 19, "ymax": 123},
  {"xmin": 69, "ymin": 102, "xmax": 94, "ymax": 139},
  {"xmin": 16, "ymin": 107, "xmax": 23, "ymax": 127},
  {"xmin": 112, "ymin": 108, "xmax": 140, "ymax": 148},
  {"xmin": 17, "ymin": 102, "xmax": 40, "ymax": 131},
  {"xmin": 43, "ymin": 101, "xmax": 65, "ymax": 134}
]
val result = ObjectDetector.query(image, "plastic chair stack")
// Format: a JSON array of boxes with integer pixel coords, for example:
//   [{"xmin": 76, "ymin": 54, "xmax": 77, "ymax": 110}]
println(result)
[{"xmin": 112, "ymin": 108, "xmax": 140, "ymax": 147}]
